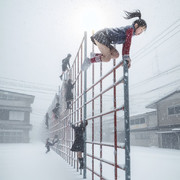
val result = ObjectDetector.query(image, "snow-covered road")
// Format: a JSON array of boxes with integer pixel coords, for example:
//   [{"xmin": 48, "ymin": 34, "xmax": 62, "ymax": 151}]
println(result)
[
  {"xmin": 1, "ymin": 142, "xmax": 180, "ymax": 180},
  {"xmin": 0, "ymin": 142, "xmax": 83, "ymax": 180}
]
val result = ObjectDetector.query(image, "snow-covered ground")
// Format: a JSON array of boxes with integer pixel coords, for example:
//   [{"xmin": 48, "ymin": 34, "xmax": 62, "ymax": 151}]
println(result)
[
  {"xmin": 86, "ymin": 144, "xmax": 180, "ymax": 180},
  {"xmin": 0, "ymin": 142, "xmax": 83, "ymax": 180},
  {"xmin": 131, "ymin": 146, "xmax": 180, "ymax": 180},
  {"xmin": 0, "ymin": 142, "xmax": 180, "ymax": 180}
]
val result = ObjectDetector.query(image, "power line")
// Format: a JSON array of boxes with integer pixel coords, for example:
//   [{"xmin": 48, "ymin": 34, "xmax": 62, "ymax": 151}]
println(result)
[
  {"xmin": 131, "ymin": 79, "xmax": 180, "ymax": 97},
  {"xmin": 131, "ymin": 19, "xmax": 180, "ymax": 64},
  {"xmin": 0, "ymin": 76, "xmax": 57, "ymax": 88},
  {"xmin": 94, "ymin": 64, "xmax": 180, "ymax": 99},
  {"xmin": 133, "ymin": 30, "xmax": 180, "ymax": 63},
  {"xmin": 132, "ymin": 19, "xmax": 180, "ymax": 57},
  {"xmin": 0, "ymin": 80, "xmax": 57, "ymax": 93},
  {"xmin": 0, "ymin": 86, "xmax": 56, "ymax": 95},
  {"xmin": 130, "ymin": 64, "xmax": 180, "ymax": 88}
]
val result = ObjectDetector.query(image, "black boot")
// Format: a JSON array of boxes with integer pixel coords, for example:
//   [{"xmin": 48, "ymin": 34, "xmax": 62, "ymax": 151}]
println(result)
[{"xmin": 78, "ymin": 158, "xmax": 83, "ymax": 169}]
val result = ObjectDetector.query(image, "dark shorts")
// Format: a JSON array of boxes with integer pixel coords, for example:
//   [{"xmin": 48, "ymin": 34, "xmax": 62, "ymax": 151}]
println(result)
[{"xmin": 91, "ymin": 29, "xmax": 113, "ymax": 49}]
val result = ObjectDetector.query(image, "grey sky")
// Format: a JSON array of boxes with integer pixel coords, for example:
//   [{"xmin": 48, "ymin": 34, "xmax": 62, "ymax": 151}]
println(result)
[{"xmin": 0, "ymin": 0, "xmax": 180, "ymax": 133}]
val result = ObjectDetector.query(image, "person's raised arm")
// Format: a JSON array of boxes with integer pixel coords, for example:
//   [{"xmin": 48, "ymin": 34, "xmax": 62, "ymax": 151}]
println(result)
[{"xmin": 122, "ymin": 28, "xmax": 133, "ymax": 68}]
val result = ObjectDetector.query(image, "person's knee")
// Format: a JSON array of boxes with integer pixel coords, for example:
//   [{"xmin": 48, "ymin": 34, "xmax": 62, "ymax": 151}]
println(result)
[
  {"xmin": 111, "ymin": 50, "xmax": 119, "ymax": 59},
  {"xmin": 102, "ymin": 54, "xmax": 111, "ymax": 62}
]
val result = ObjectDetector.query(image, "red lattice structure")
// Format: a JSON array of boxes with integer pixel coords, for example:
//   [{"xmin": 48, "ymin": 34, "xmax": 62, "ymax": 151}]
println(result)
[{"xmin": 47, "ymin": 32, "xmax": 130, "ymax": 180}]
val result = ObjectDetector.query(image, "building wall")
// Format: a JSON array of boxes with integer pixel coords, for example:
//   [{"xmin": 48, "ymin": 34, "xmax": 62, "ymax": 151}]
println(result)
[
  {"xmin": 131, "ymin": 130, "xmax": 159, "ymax": 147},
  {"xmin": 97, "ymin": 111, "xmax": 159, "ymax": 147},
  {"xmin": 129, "ymin": 111, "xmax": 158, "ymax": 147},
  {"xmin": 0, "ymin": 99, "xmax": 31, "ymax": 107},
  {"xmin": 0, "ymin": 90, "xmax": 34, "ymax": 143},
  {"xmin": 157, "ymin": 93, "xmax": 180, "ymax": 126},
  {"xmin": 146, "ymin": 111, "xmax": 158, "ymax": 128}
]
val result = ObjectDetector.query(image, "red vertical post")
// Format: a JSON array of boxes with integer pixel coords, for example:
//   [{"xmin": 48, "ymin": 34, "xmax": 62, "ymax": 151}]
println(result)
[{"xmin": 100, "ymin": 61, "xmax": 103, "ymax": 179}]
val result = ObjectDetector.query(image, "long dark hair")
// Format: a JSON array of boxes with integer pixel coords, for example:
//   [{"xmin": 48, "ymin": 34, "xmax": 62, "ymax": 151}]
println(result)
[{"xmin": 124, "ymin": 10, "xmax": 147, "ymax": 29}]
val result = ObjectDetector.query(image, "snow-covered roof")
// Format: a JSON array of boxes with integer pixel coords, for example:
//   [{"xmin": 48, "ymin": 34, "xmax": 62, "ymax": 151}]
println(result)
[
  {"xmin": 146, "ymin": 89, "xmax": 180, "ymax": 109},
  {"xmin": 130, "ymin": 109, "xmax": 156, "ymax": 117},
  {"xmin": 0, "ymin": 89, "xmax": 35, "ymax": 103},
  {"xmin": 0, "ymin": 89, "xmax": 35, "ymax": 99}
]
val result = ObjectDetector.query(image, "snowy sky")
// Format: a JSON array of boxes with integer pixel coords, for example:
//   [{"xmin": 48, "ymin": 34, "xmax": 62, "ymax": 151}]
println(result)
[{"xmin": 0, "ymin": 0, "xmax": 180, "ymax": 138}]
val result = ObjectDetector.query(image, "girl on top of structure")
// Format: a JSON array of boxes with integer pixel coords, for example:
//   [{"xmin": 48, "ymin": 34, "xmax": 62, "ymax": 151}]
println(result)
[{"xmin": 81, "ymin": 10, "xmax": 147, "ymax": 71}]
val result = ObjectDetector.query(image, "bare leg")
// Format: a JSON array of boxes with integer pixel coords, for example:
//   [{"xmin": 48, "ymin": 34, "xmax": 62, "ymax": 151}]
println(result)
[
  {"xmin": 94, "ymin": 39, "xmax": 119, "ymax": 62},
  {"xmin": 77, "ymin": 151, "xmax": 82, "ymax": 158},
  {"xmin": 77, "ymin": 152, "xmax": 83, "ymax": 169}
]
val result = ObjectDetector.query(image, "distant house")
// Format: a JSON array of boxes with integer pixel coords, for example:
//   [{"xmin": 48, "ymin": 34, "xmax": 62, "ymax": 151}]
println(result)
[
  {"xmin": 146, "ymin": 89, "xmax": 180, "ymax": 149},
  {"xmin": 117, "ymin": 89, "xmax": 180, "ymax": 149},
  {"xmin": 0, "ymin": 90, "xmax": 35, "ymax": 143},
  {"xmin": 117, "ymin": 111, "xmax": 158, "ymax": 147}
]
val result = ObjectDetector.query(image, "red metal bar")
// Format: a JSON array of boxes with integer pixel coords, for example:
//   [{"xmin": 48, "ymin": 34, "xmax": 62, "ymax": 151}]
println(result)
[
  {"xmin": 86, "ymin": 167, "xmax": 108, "ymax": 180},
  {"xmin": 100, "ymin": 61, "xmax": 103, "ymax": 179},
  {"xmin": 72, "ymin": 60, "xmax": 123, "ymax": 103},
  {"xmin": 86, "ymin": 153, "xmax": 125, "ymax": 171},
  {"xmin": 86, "ymin": 141, "xmax": 125, "ymax": 149},
  {"xmin": 86, "ymin": 60, "xmax": 123, "ymax": 93},
  {"xmin": 86, "ymin": 106, "xmax": 124, "ymax": 121},
  {"xmin": 85, "ymin": 78, "xmax": 124, "ymax": 106},
  {"xmin": 70, "ymin": 77, "xmax": 124, "ymax": 114},
  {"xmin": 46, "ymin": 33, "xmax": 129, "ymax": 180}
]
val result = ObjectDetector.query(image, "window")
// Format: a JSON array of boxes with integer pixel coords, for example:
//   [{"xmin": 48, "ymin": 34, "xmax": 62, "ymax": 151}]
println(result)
[
  {"xmin": 130, "ymin": 120, "xmax": 135, "ymax": 125},
  {"xmin": 168, "ymin": 105, "xmax": 180, "ymax": 115},
  {"xmin": 131, "ymin": 117, "xmax": 145, "ymax": 125},
  {"xmin": 135, "ymin": 119, "xmax": 139, "ymax": 124},
  {"xmin": 0, "ymin": 109, "xmax": 9, "ymax": 120},
  {"xmin": 9, "ymin": 111, "xmax": 24, "ymax": 121},
  {"xmin": 175, "ymin": 106, "xmax": 180, "ymax": 114},
  {"xmin": 140, "ymin": 118, "xmax": 145, "ymax": 124},
  {"xmin": 168, "ymin": 107, "xmax": 174, "ymax": 115}
]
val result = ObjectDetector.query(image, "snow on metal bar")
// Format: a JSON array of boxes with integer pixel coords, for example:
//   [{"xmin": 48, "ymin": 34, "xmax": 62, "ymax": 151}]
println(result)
[
  {"xmin": 86, "ymin": 60, "xmax": 124, "ymax": 93},
  {"xmin": 86, "ymin": 153, "xmax": 125, "ymax": 171},
  {"xmin": 86, "ymin": 77, "xmax": 124, "ymax": 105},
  {"xmin": 86, "ymin": 167, "xmax": 108, "ymax": 180},
  {"xmin": 86, "ymin": 141, "xmax": 125, "ymax": 149},
  {"xmin": 45, "ymin": 32, "xmax": 130, "ymax": 180},
  {"xmin": 86, "ymin": 105, "xmax": 124, "ymax": 121}
]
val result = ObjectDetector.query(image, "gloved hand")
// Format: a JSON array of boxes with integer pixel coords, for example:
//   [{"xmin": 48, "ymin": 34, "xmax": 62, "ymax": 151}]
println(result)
[{"xmin": 123, "ymin": 55, "xmax": 131, "ymax": 68}]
